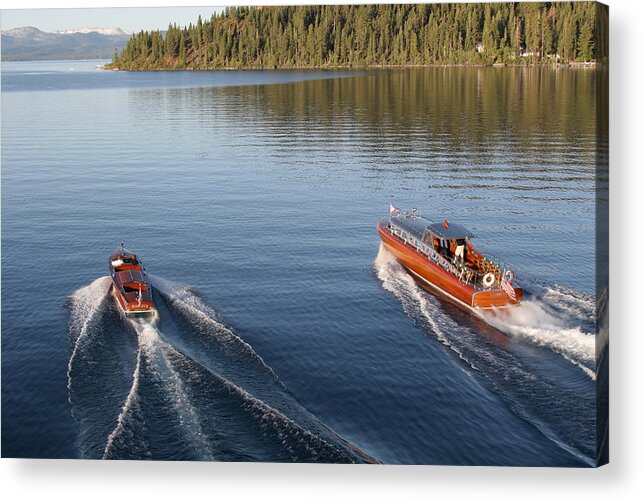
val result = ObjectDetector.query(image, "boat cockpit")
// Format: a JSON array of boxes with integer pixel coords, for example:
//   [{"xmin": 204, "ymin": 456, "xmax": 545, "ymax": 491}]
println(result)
[{"xmin": 388, "ymin": 209, "xmax": 507, "ymax": 289}]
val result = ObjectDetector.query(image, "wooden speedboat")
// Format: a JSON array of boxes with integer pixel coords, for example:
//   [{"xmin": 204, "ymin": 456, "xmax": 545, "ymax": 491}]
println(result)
[
  {"xmin": 108, "ymin": 242, "xmax": 156, "ymax": 317},
  {"xmin": 378, "ymin": 206, "xmax": 523, "ymax": 309}
]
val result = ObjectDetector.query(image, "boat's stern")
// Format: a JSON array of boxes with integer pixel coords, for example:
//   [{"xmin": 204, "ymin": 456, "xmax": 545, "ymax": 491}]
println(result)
[
  {"xmin": 110, "ymin": 283, "xmax": 156, "ymax": 318},
  {"xmin": 125, "ymin": 309, "xmax": 158, "ymax": 322},
  {"xmin": 124, "ymin": 304, "xmax": 156, "ymax": 318}
]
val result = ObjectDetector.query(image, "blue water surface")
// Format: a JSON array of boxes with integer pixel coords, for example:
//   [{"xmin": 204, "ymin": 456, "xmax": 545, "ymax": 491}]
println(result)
[{"xmin": 2, "ymin": 60, "xmax": 599, "ymax": 465}]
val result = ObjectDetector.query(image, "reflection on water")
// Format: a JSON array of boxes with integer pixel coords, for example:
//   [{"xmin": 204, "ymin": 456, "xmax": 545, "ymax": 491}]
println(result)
[
  {"xmin": 124, "ymin": 67, "xmax": 598, "ymax": 293},
  {"xmin": 130, "ymin": 67, "xmax": 597, "ymax": 155}
]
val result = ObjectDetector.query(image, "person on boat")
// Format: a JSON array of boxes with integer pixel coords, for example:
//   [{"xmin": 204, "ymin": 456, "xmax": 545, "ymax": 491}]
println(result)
[
  {"xmin": 440, "ymin": 238, "xmax": 450, "ymax": 259},
  {"xmin": 454, "ymin": 238, "xmax": 466, "ymax": 264}
]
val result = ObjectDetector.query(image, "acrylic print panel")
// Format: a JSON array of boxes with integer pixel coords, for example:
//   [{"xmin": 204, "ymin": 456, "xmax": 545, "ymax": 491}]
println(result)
[{"xmin": 1, "ymin": 2, "xmax": 608, "ymax": 466}]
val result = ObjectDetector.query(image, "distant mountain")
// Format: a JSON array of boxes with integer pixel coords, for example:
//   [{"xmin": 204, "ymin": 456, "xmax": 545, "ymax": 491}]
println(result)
[
  {"xmin": 1, "ymin": 26, "xmax": 132, "ymax": 61},
  {"xmin": 55, "ymin": 27, "xmax": 130, "ymax": 36}
]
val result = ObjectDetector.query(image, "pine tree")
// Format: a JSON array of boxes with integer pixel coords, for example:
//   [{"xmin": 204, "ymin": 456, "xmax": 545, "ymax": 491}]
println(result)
[
  {"xmin": 541, "ymin": 10, "xmax": 553, "ymax": 60},
  {"xmin": 577, "ymin": 16, "xmax": 594, "ymax": 61},
  {"xmin": 559, "ymin": 14, "xmax": 575, "ymax": 62},
  {"xmin": 179, "ymin": 32, "xmax": 186, "ymax": 67}
]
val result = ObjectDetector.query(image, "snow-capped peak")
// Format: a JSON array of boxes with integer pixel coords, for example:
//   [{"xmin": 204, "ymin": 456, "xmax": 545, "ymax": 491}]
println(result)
[{"xmin": 55, "ymin": 27, "xmax": 131, "ymax": 36}]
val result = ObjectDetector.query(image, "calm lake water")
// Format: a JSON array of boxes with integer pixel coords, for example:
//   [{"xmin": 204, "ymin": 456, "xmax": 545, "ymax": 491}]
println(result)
[{"xmin": 2, "ymin": 60, "xmax": 600, "ymax": 465}]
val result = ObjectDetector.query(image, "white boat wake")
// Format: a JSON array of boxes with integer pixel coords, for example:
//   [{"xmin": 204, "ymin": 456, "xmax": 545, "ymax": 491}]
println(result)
[
  {"xmin": 67, "ymin": 276, "xmax": 369, "ymax": 462},
  {"xmin": 149, "ymin": 274, "xmax": 283, "ymax": 386},
  {"xmin": 103, "ymin": 319, "xmax": 213, "ymax": 460},
  {"xmin": 67, "ymin": 276, "xmax": 112, "ymax": 406},
  {"xmin": 374, "ymin": 243, "xmax": 597, "ymax": 465},
  {"xmin": 374, "ymin": 243, "xmax": 596, "ymax": 379},
  {"xmin": 477, "ymin": 301, "xmax": 595, "ymax": 379}
]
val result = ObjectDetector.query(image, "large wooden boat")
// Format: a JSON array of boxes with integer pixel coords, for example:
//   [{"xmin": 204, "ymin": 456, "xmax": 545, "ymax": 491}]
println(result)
[
  {"xmin": 378, "ymin": 207, "xmax": 523, "ymax": 309},
  {"xmin": 108, "ymin": 242, "xmax": 156, "ymax": 317}
]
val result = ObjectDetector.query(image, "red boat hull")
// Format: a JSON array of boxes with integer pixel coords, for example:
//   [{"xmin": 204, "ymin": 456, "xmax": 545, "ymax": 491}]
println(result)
[{"xmin": 377, "ymin": 219, "xmax": 522, "ymax": 309}]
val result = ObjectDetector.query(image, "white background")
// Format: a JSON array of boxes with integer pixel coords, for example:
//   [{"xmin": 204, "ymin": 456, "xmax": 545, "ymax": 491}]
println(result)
[{"xmin": 1, "ymin": 1, "xmax": 640, "ymax": 499}]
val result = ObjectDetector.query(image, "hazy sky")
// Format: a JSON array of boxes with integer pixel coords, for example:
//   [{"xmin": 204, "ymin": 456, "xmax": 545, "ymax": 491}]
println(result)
[{"xmin": 1, "ymin": 6, "xmax": 226, "ymax": 33}]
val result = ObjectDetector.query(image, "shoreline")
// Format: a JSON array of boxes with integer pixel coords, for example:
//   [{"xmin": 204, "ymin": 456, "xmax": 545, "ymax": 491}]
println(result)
[{"xmin": 104, "ymin": 60, "xmax": 601, "ymax": 72}]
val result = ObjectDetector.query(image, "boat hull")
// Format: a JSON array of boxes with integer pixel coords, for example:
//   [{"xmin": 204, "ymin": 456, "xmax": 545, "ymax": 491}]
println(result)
[
  {"xmin": 377, "ymin": 218, "xmax": 522, "ymax": 309},
  {"xmin": 111, "ymin": 285, "xmax": 156, "ymax": 317}
]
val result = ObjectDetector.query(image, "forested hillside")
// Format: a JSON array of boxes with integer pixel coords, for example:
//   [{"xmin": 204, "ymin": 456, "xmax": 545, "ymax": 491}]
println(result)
[{"xmin": 109, "ymin": 3, "xmax": 605, "ymax": 70}]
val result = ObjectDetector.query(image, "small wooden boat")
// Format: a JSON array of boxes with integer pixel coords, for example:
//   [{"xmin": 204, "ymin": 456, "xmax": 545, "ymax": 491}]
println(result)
[
  {"xmin": 378, "ymin": 206, "xmax": 523, "ymax": 309},
  {"xmin": 108, "ymin": 242, "xmax": 156, "ymax": 317}
]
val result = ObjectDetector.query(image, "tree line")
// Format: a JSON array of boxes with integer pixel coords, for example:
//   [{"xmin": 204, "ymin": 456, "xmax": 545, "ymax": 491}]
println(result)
[{"xmin": 109, "ymin": 3, "xmax": 605, "ymax": 70}]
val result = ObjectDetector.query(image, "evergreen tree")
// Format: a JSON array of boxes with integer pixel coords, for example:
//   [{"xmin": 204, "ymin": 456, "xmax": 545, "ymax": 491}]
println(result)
[
  {"xmin": 577, "ymin": 14, "xmax": 595, "ymax": 61},
  {"xmin": 179, "ymin": 32, "xmax": 186, "ymax": 67},
  {"xmin": 541, "ymin": 9, "xmax": 553, "ymax": 60},
  {"xmin": 559, "ymin": 13, "xmax": 575, "ymax": 62}
]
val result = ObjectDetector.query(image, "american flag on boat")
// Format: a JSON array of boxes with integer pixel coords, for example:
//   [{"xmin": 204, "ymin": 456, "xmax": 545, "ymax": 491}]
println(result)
[{"xmin": 501, "ymin": 272, "xmax": 517, "ymax": 301}]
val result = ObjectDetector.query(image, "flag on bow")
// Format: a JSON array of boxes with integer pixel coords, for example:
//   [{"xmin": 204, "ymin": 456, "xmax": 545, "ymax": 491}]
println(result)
[{"xmin": 390, "ymin": 203, "xmax": 400, "ymax": 215}]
